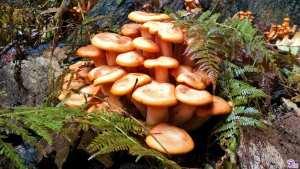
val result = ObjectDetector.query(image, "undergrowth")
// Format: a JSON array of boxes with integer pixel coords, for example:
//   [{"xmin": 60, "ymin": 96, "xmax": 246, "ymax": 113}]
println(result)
[{"xmin": 0, "ymin": 106, "xmax": 181, "ymax": 169}]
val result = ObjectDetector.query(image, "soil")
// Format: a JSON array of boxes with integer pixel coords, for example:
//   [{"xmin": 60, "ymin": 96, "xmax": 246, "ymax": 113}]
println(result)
[{"xmin": 238, "ymin": 112, "xmax": 300, "ymax": 168}]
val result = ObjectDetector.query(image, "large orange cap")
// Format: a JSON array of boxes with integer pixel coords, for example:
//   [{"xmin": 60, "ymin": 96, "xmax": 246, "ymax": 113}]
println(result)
[
  {"xmin": 77, "ymin": 45, "xmax": 106, "ymax": 58},
  {"xmin": 141, "ymin": 21, "xmax": 160, "ymax": 34},
  {"xmin": 175, "ymin": 84, "xmax": 213, "ymax": 106},
  {"xmin": 132, "ymin": 37, "xmax": 160, "ymax": 52},
  {"xmin": 170, "ymin": 65, "xmax": 192, "ymax": 78},
  {"xmin": 132, "ymin": 81, "xmax": 177, "ymax": 107},
  {"xmin": 196, "ymin": 96, "xmax": 231, "ymax": 116},
  {"xmin": 145, "ymin": 123, "xmax": 194, "ymax": 154},
  {"xmin": 116, "ymin": 51, "xmax": 144, "ymax": 67},
  {"xmin": 142, "ymin": 21, "xmax": 184, "ymax": 43},
  {"xmin": 121, "ymin": 23, "xmax": 142, "ymax": 36},
  {"xmin": 91, "ymin": 32, "xmax": 134, "ymax": 53},
  {"xmin": 176, "ymin": 72, "xmax": 206, "ymax": 90},
  {"xmin": 64, "ymin": 84, "xmax": 101, "ymax": 107},
  {"xmin": 88, "ymin": 65, "xmax": 128, "ymax": 86},
  {"xmin": 128, "ymin": 11, "xmax": 170, "ymax": 23},
  {"xmin": 111, "ymin": 73, "xmax": 152, "ymax": 96},
  {"xmin": 143, "ymin": 56, "xmax": 179, "ymax": 69}
]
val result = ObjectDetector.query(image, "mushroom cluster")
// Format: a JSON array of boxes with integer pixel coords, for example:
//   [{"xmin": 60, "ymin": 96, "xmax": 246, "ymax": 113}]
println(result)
[
  {"xmin": 58, "ymin": 10, "xmax": 232, "ymax": 155},
  {"xmin": 238, "ymin": 11, "xmax": 254, "ymax": 22},
  {"xmin": 266, "ymin": 18, "xmax": 297, "ymax": 44},
  {"xmin": 184, "ymin": 0, "xmax": 202, "ymax": 13}
]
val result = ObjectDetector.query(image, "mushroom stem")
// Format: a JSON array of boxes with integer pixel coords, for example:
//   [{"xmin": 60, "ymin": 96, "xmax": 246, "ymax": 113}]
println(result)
[
  {"xmin": 159, "ymin": 37, "xmax": 173, "ymax": 57},
  {"xmin": 169, "ymin": 103, "xmax": 197, "ymax": 126},
  {"xmin": 106, "ymin": 51, "xmax": 120, "ymax": 66},
  {"xmin": 143, "ymin": 51, "xmax": 156, "ymax": 59},
  {"xmin": 126, "ymin": 94, "xmax": 147, "ymax": 118},
  {"xmin": 101, "ymin": 83, "xmax": 123, "ymax": 109},
  {"xmin": 129, "ymin": 33, "xmax": 141, "ymax": 40},
  {"xmin": 179, "ymin": 113, "xmax": 212, "ymax": 132},
  {"xmin": 92, "ymin": 57, "xmax": 108, "ymax": 67},
  {"xmin": 155, "ymin": 67, "xmax": 169, "ymax": 83},
  {"xmin": 155, "ymin": 34, "xmax": 162, "ymax": 58},
  {"xmin": 125, "ymin": 67, "xmax": 138, "ymax": 73},
  {"xmin": 141, "ymin": 28, "xmax": 155, "ymax": 41},
  {"xmin": 184, "ymin": 51, "xmax": 195, "ymax": 68},
  {"xmin": 174, "ymin": 43, "xmax": 186, "ymax": 64},
  {"xmin": 147, "ymin": 106, "xmax": 168, "ymax": 124},
  {"xmin": 143, "ymin": 51, "xmax": 156, "ymax": 76}
]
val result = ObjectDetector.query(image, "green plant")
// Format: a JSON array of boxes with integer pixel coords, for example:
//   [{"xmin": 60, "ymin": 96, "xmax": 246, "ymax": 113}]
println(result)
[
  {"xmin": 168, "ymin": 9, "xmax": 289, "ymax": 89},
  {"xmin": 211, "ymin": 62, "xmax": 268, "ymax": 165},
  {"xmin": 0, "ymin": 104, "xmax": 181, "ymax": 168}
]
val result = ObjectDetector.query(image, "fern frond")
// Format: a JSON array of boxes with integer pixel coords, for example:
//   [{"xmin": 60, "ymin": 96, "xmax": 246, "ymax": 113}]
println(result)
[{"xmin": 0, "ymin": 136, "xmax": 26, "ymax": 169}]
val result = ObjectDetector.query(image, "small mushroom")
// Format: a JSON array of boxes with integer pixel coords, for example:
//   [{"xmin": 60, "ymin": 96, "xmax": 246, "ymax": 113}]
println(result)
[
  {"xmin": 144, "ymin": 56, "xmax": 179, "ymax": 83},
  {"xmin": 145, "ymin": 123, "xmax": 194, "ymax": 154},
  {"xmin": 180, "ymin": 96, "xmax": 231, "ymax": 131},
  {"xmin": 121, "ymin": 23, "xmax": 142, "ymax": 40},
  {"xmin": 284, "ymin": 18, "xmax": 290, "ymax": 27},
  {"xmin": 141, "ymin": 21, "xmax": 184, "ymax": 58},
  {"xmin": 132, "ymin": 81, "xmax": 177, "ymax": 124},
  {"xmin": 59, "ymin": 84, "xmax": 101, "ymax": 107},
  {"xmin": 77, "ymin": 45, "xmax": 107, "ymax": 67},
  {"xmin": 62, "ymin": 78, "xmax": 86, "ymax": 90},
  {"xmin": 111, "ymin": 73, "xmax": 152, "ymax": 117},
  {"xmin": 88, "ymin": 65, "xmax": 128, "ymax": 109},
  {"xmin": 128, "ymin": 11, "xmax": 170, "ymax": 40},
  {"xmin": 91, "ymin": 33, "xmax": 135, "ymax": 66},
  {"xmin": 116, "ymin": 51, "xmax": 145, "ymax": 73},
  {"xmin": 169, "ymin": 84, "xmax": 213, "ymax": 126}
]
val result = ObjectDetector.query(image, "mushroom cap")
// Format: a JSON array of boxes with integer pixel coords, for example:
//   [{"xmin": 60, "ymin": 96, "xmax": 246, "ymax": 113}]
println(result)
[
  {"xmin": 144, "ymin": 56, "xmax": 179, "ymax": 69},
  {"xmin": 175, "ymin": 84, "xmax": 213, "ymax": 106},
  {"xmin": 121, "ymin": 23, "xmax": 141, "ymax": 36},
  {"xmin": 176, "ymin": 72, "xmax": 206, "ymax": 90},
  {"xmin": 193, "ymin": 70, "xmax": 211, "ymax": 86},
  {"xmin": 132, "ymin": 37, "xmax": 160, "ymax": 52},
  {"xmin": 64, "ymin": 84, "xmax": 101, "ymax": 107},
  {"xmin": 87, "ymin": 103, "xmax": 110, "ymax": 113},
  {"xmin": 111, "ymin": 73, "xmax": 152, "ymax": 95},
  {"xmin": 116, "ymin": 51, "xmax": 145, "ymax": 67},
  {"xmin": 284, "ymin": 18, "xmax": 290, "ymax": 22},
  {"xmin": 77, "ymin": 45, "xmax": 106, "ymax": 58},
  {"xmin": 69, "ymin": 61, "xmax": 92, "ymax": 71},
  {"xmin": 91, "ymin": 32, "xmax": 135, "ymax": 53},
  {"xmin": 64, "ymin": 73, "xmax": 80, "ymax": 82},
  {"xmin": 196, "ymin": 96, "xmax": 231, "ymax": 116},
  {"xmin": 128, "ymin": 11, "xmax": 170, "ymax": 23},
  {"xmin": 185, "ymin": 0, "xmax": 194, "ymax": 2},
  {"xmin": 141, "ymin": 21, "xmax": 160, "ymax": 34},
  {"xmin": 142, "ymin": 22, "xmax": 184, "ymax": 43},
  {"xmin": 145, "ymin": 123, "xmax": 194, "ymax": 154},
  {"xmin": 88, "ymin": 65, "xmax": 128, "ymax": 86},
  {"xmin": 246, "ymin": 11, "xmax": 252, "ymax": 15},
  {"xmin": 62, "ymin": 78, "xmax": 86, "ymax": 90},
  {"xmin": 132, "ymin": 81, "xmax": 177, "ymax": 107},
  {"xmin": 77, "ymin": 67, "xmax": 94, "ymax": 80},
  {"xmin": 170, "ymin": 65, "xmax": 192, "ymax": 78}
]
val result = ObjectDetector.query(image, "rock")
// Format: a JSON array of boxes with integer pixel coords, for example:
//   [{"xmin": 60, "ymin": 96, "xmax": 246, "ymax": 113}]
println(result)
[
  {"xmin": 87, "ymin": 0, "xmax": 185, "ymax": 29},
  {"xmin": 0, "ymin": 57, "xmax": 63, "ymax": 108},
  {"xmin": 202, "ymin": 0, "xmax": 300, "ymax": 26},
  {"xmin": 237, "ymin": 112, "xmax": 300, "ymax": 168}
]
